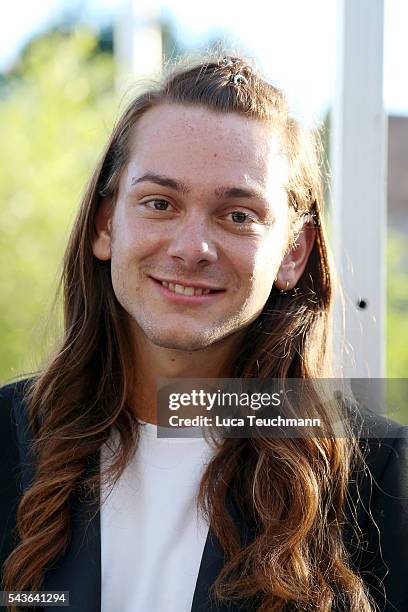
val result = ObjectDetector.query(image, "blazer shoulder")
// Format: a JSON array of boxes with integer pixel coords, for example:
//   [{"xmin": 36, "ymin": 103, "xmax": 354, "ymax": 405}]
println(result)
[
  {"xmin": 0, "ymin": 376, "xmax": 38, "ymax": 483},
  {"xmin": 344, "ymin": 402, "xmax": 408, "ymax": 611},
  {"xmin": 0, "ymin": 378, "xmax": 36, "ymax": 575},
  {"xmin": 0, "ymin": 378, "xmax": 31, "ymax": 459},
  {"xmin": 342, "ymin": 398, "xmax": 407, "ymax": 477},
  {"xmin": 0, "ymin": 377, "xmax": 36, "ymax": 446}
]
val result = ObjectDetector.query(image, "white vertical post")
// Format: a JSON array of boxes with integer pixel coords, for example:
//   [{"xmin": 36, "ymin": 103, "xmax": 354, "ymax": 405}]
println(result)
[
  {"xmin": 331, "ymin": 0, "xmax": 387, "ymax": 383},
  {"xmin": 114, "ymin": 0, "xmax": 163, "ymax": 94}
]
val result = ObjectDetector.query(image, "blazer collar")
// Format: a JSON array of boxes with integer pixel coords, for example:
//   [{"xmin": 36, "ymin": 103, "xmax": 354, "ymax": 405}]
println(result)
[
  {"xmin": 14, "ymin": 389, "xmax": 252, "ymax": 612},
  {"xmin": 12, "ymin": 385, "xmax": 383, "ymax": 612},
  {"xmin": 40, "ymin": 452, "xmax": 252, "ymax": 612},
  {"xmin": 42, "ymin": 492, "xmax": 101, "ymax": 612}
]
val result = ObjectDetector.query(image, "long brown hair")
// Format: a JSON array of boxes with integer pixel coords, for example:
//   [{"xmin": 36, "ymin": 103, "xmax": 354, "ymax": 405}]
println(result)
[{"xmin": 3, "ymin": 55, "xmax": 374, "ymax": 611}]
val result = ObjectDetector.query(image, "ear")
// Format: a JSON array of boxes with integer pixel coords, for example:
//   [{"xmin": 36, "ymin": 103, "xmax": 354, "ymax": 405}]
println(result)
[
  {"xmin": 92, "ymin": 199, "xmax": 112, "ymax": 261},
  {"xmin": 275, "ymin": 222, "xmax": 316, "ymax": 290}
]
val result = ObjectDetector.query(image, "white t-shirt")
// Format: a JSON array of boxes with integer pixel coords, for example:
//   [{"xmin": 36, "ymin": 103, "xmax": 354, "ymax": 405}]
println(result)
[{"xmin": 100, "ymin": 422, "xmax": 215, "ymax": 612}]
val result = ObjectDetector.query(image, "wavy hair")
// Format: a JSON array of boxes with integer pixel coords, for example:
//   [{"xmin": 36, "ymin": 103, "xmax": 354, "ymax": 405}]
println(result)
[{"xmin": 3, "ymin": 55, "xmax": 374, "ymax": 611}]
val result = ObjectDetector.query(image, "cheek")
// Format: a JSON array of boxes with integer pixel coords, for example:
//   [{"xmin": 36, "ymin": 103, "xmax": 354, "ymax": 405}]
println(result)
[
  {"xmin": 229, "ymin": 242, "xmax": 272, "ymax": 304},
  {"xmin": 111, "ymin": 216, "xmax": 162, "ymax": 264},
  {"xmin": 247, "ymin": 234, "xmax": 286, "ymax": 296},
  {"xmin": 257, "ymin": 244, "xmax": 282, "ymax": 282}
]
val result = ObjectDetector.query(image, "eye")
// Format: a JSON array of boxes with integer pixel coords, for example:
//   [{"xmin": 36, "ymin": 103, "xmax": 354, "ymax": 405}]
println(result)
[
  {"xmin": 227, "ymin": 211, "xmax": 257, "ymax": 224},
  {"xmin": 143, "ymin": 199, "xmax": 173, "ymax": 211}
]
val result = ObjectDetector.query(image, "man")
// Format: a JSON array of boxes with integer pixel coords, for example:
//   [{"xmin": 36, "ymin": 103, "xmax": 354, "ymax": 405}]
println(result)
[{"xmin": 1, "ymin": 56, "xmax": 408, "ymax": 612}]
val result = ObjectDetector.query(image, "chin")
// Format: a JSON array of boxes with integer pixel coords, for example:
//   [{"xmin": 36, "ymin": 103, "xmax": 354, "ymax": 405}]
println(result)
[
  {"xmin": 150, "ymin": 335, "xmax": 215, "ymax": 352},
  {"xmin": 144, "ymin": 327, "xmax": 227, "ymax": 352}
]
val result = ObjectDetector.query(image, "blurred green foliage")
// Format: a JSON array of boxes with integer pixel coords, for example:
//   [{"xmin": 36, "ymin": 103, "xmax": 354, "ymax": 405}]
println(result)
[
  {"xmin": 0, "ymin": 29, "xmax": 407, "ymax": 385},
  {"xmin": 387, "ymin": 230, "xmax": 408, "ymax": 377},
  {"xmin": 0, "ymin": 29, "xmax": 115, "ymax": 383}
]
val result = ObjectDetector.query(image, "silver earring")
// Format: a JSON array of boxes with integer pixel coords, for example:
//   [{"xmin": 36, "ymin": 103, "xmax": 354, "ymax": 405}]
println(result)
[{"xmin": 232, "ymin": 73, "xmax": 248, "ymax": 86}]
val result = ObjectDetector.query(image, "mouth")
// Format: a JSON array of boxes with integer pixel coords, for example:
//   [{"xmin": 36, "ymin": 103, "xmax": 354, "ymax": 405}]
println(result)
[{"xmin": 150, "ymin": 277, "xmax": 224, "ymax": 297}]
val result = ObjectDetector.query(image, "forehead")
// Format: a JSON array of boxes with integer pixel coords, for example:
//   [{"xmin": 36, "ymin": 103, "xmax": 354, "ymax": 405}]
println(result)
[{"xmin": 124, "ymin": 103, "xmax": 287, "ymax": 193}]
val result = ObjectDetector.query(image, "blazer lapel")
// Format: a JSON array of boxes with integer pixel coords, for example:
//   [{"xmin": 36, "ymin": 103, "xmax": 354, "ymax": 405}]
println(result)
[
  {"xmin": 191, "ymin": 489, "xmax": 257, "ymax": 612},
  {"xmin": 13, "ymin": 386, "xmax": 101, "ymax": 612},
  {"xmin": 42, "ymin": 468, "xmax": 249, "ymax": 612},
  {"xmin": 191, "ymin": 527, "xmax": 228, "ymax": 612},
  {"xmin": 14, "ymin": 386, "xmax": 250, "ymax": 612},
  {"xmin": 41, "ymin": 493, "xmax": 101, "ymax": 612}
]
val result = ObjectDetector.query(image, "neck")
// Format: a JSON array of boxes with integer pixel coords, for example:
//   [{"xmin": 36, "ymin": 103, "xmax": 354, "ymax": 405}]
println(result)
[{"xmin": 131, "ymin": 332, "xmax": 245, "ymax": 425}]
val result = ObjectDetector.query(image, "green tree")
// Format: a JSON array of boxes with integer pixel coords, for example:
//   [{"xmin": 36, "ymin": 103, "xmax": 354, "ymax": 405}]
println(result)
[
  {"xmin": 0, "ymin": 29, "xmax": 115, "ymax": 383},
  {"xmin": 387, "ymin": 230, "xmax": 408, "ymax": 377}
]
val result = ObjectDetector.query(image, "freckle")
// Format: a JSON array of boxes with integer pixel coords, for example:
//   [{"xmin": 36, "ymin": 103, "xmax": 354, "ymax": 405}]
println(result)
[{"xmin": 213, "ymin": 153, "xmax": 217, "ymax": 158}]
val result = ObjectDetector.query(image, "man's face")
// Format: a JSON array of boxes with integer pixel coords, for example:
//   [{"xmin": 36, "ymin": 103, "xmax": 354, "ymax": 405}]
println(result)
[{"xmin": 96, "ymin": 103, "xmax": 292, "ymax": 351}]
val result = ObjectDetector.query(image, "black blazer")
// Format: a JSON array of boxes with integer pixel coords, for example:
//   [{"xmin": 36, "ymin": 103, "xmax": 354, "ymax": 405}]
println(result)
[{"xmin": 1, "ymin": 379, "xmax": 408, "ymax": 612}]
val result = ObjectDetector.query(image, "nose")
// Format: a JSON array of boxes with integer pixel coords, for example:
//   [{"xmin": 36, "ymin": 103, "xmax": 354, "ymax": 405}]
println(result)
[{"xmin": 167, "ymin": 215, "xmax": 218, "ymax": 267}]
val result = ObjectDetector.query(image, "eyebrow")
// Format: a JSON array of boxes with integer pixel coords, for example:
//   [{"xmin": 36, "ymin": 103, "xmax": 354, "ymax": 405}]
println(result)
[
  {"xmin": 130, "ymin": 172, "xmax": 267, "ymax": 203},
  {"xmin": 131, "ymin": 173, "xmax": 189, "ymax": 194}
]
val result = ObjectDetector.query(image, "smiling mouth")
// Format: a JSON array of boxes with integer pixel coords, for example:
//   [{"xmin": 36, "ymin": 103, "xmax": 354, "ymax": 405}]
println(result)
[{"xmin": 151, "ymin": 277, "xmax": 223, "ymax": 297}]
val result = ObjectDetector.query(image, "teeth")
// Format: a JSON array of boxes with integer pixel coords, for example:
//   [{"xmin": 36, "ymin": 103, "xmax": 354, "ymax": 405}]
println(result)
[
  {"xmin": 183, "ymin": 286, "xmax": 195, "ymax": 296},
  {"xmin": 161, "ymin": 281, "xmax": 213, "ymax": 296}
]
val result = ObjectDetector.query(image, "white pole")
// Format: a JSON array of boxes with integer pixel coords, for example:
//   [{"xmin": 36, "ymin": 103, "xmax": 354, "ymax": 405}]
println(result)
[
  {"xmin": 114, "ymin": 0, "xmax": 163, "ymax": 95},
  {"xmin": 331, "ymin": 0, "xmax": 387, "ymax": 385}
]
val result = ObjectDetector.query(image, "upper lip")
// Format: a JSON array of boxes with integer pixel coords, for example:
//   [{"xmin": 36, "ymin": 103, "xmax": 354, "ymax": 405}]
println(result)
[{"xmin": 150, "ymin": 276, "xmax": 224, "ymax": 291}]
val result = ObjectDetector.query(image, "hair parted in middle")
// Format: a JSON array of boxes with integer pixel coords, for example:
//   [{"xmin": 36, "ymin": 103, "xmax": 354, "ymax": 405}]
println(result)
[{"xmin": 2, "ymin": 54, "xmax": 375, "ymax": 612}]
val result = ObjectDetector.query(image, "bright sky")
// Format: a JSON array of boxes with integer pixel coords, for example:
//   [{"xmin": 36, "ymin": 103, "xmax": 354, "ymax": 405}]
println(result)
[{"xmin": 1, "ymin": 0, "xmax": 407, "ymax": 123}]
